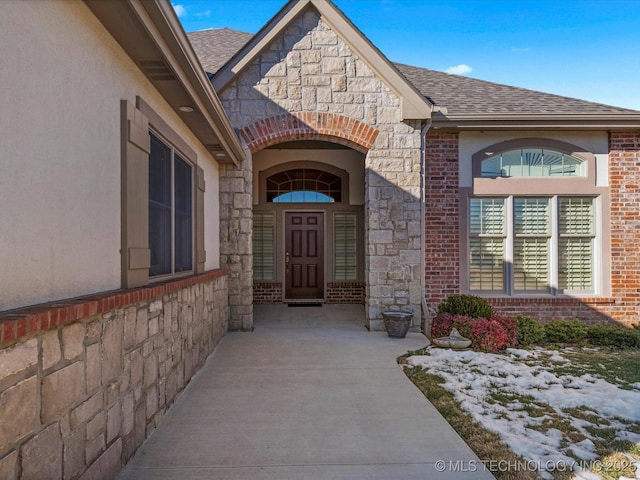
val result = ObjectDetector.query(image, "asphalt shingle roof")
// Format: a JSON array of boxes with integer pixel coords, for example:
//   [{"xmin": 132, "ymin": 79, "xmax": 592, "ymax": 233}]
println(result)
[{"xmin": 187, "ymin": 28, "xmax": 639, "ymax": 116}]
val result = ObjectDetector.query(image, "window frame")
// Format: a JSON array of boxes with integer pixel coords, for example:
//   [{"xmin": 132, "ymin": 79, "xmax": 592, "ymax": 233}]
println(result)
[
  {"xmin": 460, "ymin": 138, "xmax": 610, "ymax": 298},
  {"xmin": 121, "ymin": 97, "xmax": 205, "ymax": 289},
  {"xmin": 148, "ymin": 130, "xmax": 195, "ymax": 280},
  {"xmin": 467, "ymin": 195, "xmax": 598, "ymax": 296}
]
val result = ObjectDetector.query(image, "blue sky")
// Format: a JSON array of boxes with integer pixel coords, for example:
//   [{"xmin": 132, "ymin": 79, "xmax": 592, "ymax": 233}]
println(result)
[{"xmin": 173, "ymin": 0, "xmax": 640, "ymax": 111}]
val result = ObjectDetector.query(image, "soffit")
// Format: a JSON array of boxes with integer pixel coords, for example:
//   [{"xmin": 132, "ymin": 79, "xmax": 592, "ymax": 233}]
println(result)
[
  {"xmin": 84, "ymin": 0, "xmax": 244, "ymax": 165},
  {"xmin": 211, "ymin": 0, "xmax": 433, "ymax": 121}
]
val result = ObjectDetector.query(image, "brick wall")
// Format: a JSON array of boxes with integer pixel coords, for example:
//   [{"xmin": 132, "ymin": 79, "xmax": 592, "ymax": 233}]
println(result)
[
  {"xmin": 424, "ymin": 130, "xmax": 640, "ymax": 328},
  {"xmin": 605, "ymin": 130, "xmax": 640, "ymax": 325},
  {"xmin": 326, "ymin": 282, "xmax": 365, "ymax": 304},
  {"xmin": 253, "ymin": 282, "xmax": 283, "ymax": 303},
  {"xmin": 424, "ymin": 132, "xmax": 460, "ymax": 312},
  {"xmin": 0, "ymin": 270, "xmax": 228, "ymax": 479}
]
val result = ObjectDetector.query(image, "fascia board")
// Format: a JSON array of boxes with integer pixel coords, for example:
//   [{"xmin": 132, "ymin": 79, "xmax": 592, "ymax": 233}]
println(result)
[
  {"xmin": 212, "ymin": 0, "xmax": 309, "ymax": 92},
  {"xmin": 431, "ymin": 113, "xmax": 640, "ymax": 130},
  {"xmin": 136, "ymin": 0, "xmax": 245, "ymax": 165}
]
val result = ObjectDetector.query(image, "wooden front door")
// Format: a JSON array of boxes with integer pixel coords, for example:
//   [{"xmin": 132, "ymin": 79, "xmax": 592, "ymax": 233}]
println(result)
[{"xmin": 285, "ymin": 212, "xmax": 324, "ymax": 299}]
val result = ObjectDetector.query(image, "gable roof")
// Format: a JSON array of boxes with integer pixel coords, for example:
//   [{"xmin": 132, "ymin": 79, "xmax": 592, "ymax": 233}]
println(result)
[
  {"xmin": 205, "ymin": 0, "xmax": 433, "ymax": 120},
  {"xmin": 188, "ymin": 12, "xmax": 640, "ymax": 129}
]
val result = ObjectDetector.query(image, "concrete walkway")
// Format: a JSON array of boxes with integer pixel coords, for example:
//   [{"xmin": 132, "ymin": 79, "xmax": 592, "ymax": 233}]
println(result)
[{"xmin": 117, "ymin": 304, "xmax": 494, "ymax": 479}]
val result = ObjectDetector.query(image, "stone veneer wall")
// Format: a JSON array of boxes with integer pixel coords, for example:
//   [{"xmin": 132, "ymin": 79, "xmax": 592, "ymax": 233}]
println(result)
[
  {"xmin": 0, "ymin": 270, "xmax": 228, "ymax": 479},
  {"xmin": 218, "ymin": 9, "xmax": 423, "ymax": 330},
  {"xmin": 219, "ymin": 155, "xmax": 254, "ymax": 331}
]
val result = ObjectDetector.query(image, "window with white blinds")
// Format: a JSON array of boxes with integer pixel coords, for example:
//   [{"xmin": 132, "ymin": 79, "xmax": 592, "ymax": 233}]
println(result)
[
  {"xmin": 559, "ymin": 197, "xmax": 594, "ymax": 291},
  {"xmin": 469, "ymin": 196, "xmax": 595, "ymax": 295},
  {"xmin": 469, "ymin": 198, "xmax": 505, "ymax": 291},
  {"xmin": 334, "ymin": 213, "xmax": 358, "ymax": 281},
  {"xmin": 514, "ymin": 198, "xmax": 550, "ymax": 292},
  {"xmin": 253, "ymin": 212, "xmax": 275, "ymax": 281}
]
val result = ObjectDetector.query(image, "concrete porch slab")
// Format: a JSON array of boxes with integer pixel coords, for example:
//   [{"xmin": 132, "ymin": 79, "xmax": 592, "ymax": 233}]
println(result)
[{"xmin": 117, "ymin": 304, "xmax": 494, "ymax": 479}]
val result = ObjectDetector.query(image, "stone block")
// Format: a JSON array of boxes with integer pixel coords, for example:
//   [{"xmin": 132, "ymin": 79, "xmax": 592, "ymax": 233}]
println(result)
[
  {"xmin": 0, "ymin": 338, "xmax": 37, "ymax": 381},
  {"xmin": 124, "ymin": 307, "xmax": 136, "ymax": 350},
  {"xmin": 20, "ymin": 423, "xmax": 62, "ymax": 480},
  {"xmin": 42, "ymin": 362, "xmax": 85, "ymax": 424},
  {"xmin": 107, "ymin": 403, "xmax": 121, "ymax": 443},
  {"xmin": 121, "ymin": 391, "xmax": 134, "ymax": 436},
  {"xmin": 101, "ymin": 317, "xmax": 123, "ymax": 383},
  {"xmin": 130, "ymin": 349, "xmax": 143, "ymax": 388},
  {"xmin": 84, "ymin": 434, "xmax": 105, "ymax": 466},
  {"xmin": 86, "ymin": 343, "xmax": 101, "ymax": 393},
  {"xmin": 63, "ymin": 429, "xmax": 85, "ymax": 480},
  {"xmin": 135, "ymin": 308, "xmax": 148, "ymax": 345},
  {"xmin": 145, "ymin": 385, "xmax": 158, "ymax": 420},
  {"xmin": 148, "ymin": 316, "xmax": 159, "ymax": 337},
  {"xmin": 143, "ymin": 354, "xmax": 157, "ymax": 388},
  {"xmin": 42, "ymin": 330, "xmax": 62, "ymax": 371},
  {"xmin": 0, "ymin": 450, "xmax": 17, "ymax": 480},
  {"xmin": 322, "ymin": 57, "xmax": 345, "ymax": 74},
  {"xmin": 86, "ymin": 411, "xmax": 105, "ymax": 442},
  {"xmin": 62, "ymin": 323, "xmax": 85, "ymax": 360},
  {"xmin": 70, "ymin": 392, "xmax": 103, "ymax": 431},
  {"xmin": 0, "ymin": 377, "xmax": 37, "ymax": 452}
]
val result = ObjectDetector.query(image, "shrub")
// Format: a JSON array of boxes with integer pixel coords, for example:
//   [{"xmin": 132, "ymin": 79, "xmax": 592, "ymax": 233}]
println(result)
[
  {"xmin": 470, "ymin": 317, "xmax": 509, "ymax": 352},
  {"xmin": 431, "ymin": 313, "xmax": 472, "ymax": 338},
  {"xmin": 436, "ymin": 294, "xmax": 494, "ymax": 319},
  {"xmin": 431, "ymin": 312, "xmax": 514, "ymax": 352},
  {"xmin": 516, "ymin": 316, "xmax": 546, "ymax": 346},
  {"xmin": 544, "ymin": 319, "xmax": 588, "ymax": 344},
  {"xmin": 586, "ymin": 324, "xmax": 640, "ymax": 349}
]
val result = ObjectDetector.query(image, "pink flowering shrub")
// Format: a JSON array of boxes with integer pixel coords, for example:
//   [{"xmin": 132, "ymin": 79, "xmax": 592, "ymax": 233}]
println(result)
[
  {"xmin": 470, "ymin": 318, "xmax": 509, "ymax": 352},
  {"xmin": 431, "ymin": 312, "xmax": 518, "ymax": 352},
  {"xmin": 491, "ymin": 315, "xmax": 518, "ymax": 348}
]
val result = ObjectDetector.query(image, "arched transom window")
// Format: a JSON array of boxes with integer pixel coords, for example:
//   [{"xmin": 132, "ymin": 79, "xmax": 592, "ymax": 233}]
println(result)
[
  {"xmin": 266, "ymin": 168, "xmax": 342, "ymax": 203},
  {"xmin": 481, "ymin": 148, "xmax": 586, "ymax": 178}
]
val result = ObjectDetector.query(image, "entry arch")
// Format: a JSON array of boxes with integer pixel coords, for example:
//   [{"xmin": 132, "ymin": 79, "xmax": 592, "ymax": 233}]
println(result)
[{"xmin": 239, "ymin": 112, "xmax": 379, "ymax": 154}]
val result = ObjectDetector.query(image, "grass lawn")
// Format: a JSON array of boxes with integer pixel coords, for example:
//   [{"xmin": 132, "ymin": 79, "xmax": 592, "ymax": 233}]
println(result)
[{"xmin": 401, "ymin": 346, "xmax": 640, "ymax": 480}]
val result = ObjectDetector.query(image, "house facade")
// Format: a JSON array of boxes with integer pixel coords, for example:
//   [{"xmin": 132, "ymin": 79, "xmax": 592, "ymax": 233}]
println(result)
[
  {"xmin": 1, "ymin": 0, "xmax": 640, "ymax": 477},
  {"xmin": 189, "ymin": 0, "xmax": 640, "ymax": 331}
]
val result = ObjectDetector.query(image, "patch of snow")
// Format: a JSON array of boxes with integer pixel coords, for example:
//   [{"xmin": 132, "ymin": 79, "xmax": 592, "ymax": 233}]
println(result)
[{"xmin": 406, "ymin": 347, "xmax": 640, "ymax": 479}]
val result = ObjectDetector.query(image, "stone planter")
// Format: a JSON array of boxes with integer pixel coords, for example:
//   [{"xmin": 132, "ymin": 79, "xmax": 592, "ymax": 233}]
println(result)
[{"xmin": 382, "ymin": 311, "xmax": 413, "ymax": 338}]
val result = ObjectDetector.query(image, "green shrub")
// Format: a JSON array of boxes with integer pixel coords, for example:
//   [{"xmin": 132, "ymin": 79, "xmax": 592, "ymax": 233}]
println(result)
[
  {"xmin": 436, "ymin": 294, "xmax": 494, "ymax": 319},
  {"xmin": 544, "ymin": 319, "xmax": 588, "ymax": 344},
  {"xmin": 586, "ymin": 324, "xmax": 640, "ymax": 349},
  {"xmin": 516, "ymin": 316, "xmax": 546, "ymax": 346}
]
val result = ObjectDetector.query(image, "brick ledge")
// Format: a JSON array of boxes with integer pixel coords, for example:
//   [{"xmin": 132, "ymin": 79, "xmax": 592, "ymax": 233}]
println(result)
[{"xmin": 0, "ymin": 269, "xmax": 228, "ymax": 346}]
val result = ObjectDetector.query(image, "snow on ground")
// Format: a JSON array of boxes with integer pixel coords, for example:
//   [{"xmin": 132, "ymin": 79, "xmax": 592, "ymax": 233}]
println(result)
[{"xmin": 406, "ymin": 348, "xmax": 640, "ymax": 479}]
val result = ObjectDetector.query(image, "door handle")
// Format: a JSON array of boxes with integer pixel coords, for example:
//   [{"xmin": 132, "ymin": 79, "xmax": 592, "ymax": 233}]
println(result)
[{"xmin": 285, "ymin": 252, "xmax": 290, "ymax": 272}]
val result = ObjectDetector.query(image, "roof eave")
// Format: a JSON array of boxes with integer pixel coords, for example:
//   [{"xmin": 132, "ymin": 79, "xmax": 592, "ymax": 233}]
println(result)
[
  {"xmin": 85, "ymin": 0, "xmax": 244, "ymax": 166},
  {"xmin": 431, "ymin": 113, "xmax": 640, "ymax": 131}
]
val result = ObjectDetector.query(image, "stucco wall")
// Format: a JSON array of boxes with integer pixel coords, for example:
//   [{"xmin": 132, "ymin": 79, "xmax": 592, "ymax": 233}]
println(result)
[{"xmin": 0, "ymin": 1, "xmax": 220, "ymax": 312}]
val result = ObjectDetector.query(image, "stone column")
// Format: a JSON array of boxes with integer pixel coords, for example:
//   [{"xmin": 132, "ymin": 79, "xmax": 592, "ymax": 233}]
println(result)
[
  {"xmin": 365, "ymin": 121, "xmax": 423, "ymax": 330},
  {"xmin": 219, "ymin": 149, "xmax": 254, "ymax": 331}
]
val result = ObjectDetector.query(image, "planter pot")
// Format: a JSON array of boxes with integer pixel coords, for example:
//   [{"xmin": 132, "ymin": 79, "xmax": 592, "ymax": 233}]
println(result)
[{"xmin": 382, "ymin": 311, "xmax": 413, "ymax": 338}]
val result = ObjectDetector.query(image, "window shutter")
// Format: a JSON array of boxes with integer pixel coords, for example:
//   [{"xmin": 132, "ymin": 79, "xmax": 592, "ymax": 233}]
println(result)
[
  {"xmin": 253, "ymin": 212, "xmax": 275, "ymax": 281},
  {"xmin": 334, "ymin": 213, "xmax": 358, "ymax": 281},
  {"xmin": 121, "ymin": 100, "xmax": 151, "ymax": 288},
  {"xmin": 196, "ymin": 165, "xmax": 206, "ymax": 273}
]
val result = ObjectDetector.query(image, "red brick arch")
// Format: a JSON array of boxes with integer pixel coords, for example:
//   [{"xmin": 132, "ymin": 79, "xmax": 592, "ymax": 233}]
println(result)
[{"xmin": 239, "ymin": 112, "xmax": 378, "ymax": 154}]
